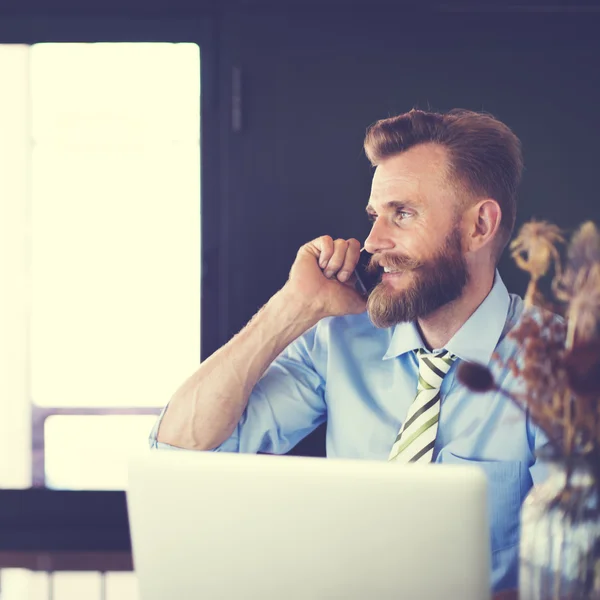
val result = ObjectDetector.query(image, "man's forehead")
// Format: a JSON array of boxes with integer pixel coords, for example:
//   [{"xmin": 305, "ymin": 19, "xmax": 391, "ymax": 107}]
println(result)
[
  {"xmin": 369, "ymin": 165, "xmax": 426, "ymax": 207},
  {"xmin": 369, "ymin": 145, "xmax": 451, "ymax": 201},
  {"xmin": 371, "ymin": 171, "xmax": 419, "ymax": 193}
]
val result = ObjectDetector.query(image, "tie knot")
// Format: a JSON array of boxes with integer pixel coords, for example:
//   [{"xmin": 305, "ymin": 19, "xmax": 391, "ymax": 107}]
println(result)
[{"xmin": 415, "ymin": 349, "xmax": 457, "ymax": 390}]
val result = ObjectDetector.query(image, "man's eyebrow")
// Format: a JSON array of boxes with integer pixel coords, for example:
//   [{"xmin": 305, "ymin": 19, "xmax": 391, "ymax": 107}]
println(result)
[{"xmin": 365, "ymin": 200, "xmax": 419, "ymax": 213}]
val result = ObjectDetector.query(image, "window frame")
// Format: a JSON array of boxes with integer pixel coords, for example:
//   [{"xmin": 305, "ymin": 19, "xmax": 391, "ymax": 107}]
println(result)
[{"xmin": 0, "ymin": 15, "xmax": 220, "ymax": 559}]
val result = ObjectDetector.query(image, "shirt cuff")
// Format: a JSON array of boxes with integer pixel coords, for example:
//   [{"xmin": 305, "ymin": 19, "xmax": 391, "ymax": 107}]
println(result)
[
  {"xmin": 148, "ymin": 404, "xmax": 240, "ymax": 453},
  {"xmin": 148, "ymin": 405, "xmax": 181, "ymax": 450}
]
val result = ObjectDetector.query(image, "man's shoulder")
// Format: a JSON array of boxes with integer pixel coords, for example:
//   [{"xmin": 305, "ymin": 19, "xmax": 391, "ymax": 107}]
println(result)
[
  {"xmin": 319, "ymin": 310, "xmax": 375, "ymax": 330},
  {"xmin": 313, "ymin": 311, "xmax": 381, "ymax": 341},
  {"xmin": 500, "ymin": 292, "xmax": 564, "ymax": 348},
  {"xmin": 305, "ymin": 311, "xmax": 392, "ymax": 351},
  {"xmin": 506, "ymin": 292, "xmax": 563, "ymax": 325},
  {"xmin": 285, "ymin": 310, "xmax": 391, "ymax": 366}
]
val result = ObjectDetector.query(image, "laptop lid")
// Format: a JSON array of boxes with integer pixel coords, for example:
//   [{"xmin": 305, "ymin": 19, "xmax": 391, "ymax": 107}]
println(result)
[{"xmin": 127, "ymin": 451, "xmax": 490, "ymax": 600}]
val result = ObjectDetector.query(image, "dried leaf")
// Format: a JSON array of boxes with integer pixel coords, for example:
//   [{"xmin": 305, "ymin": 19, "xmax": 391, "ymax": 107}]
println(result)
[
  {"xmin": 566, "ymin": 221, "xmax": 600, "ymax": 274},
  {"xmin": 510, "ymin": 220, "xmax": 564, "ymax": 280}
]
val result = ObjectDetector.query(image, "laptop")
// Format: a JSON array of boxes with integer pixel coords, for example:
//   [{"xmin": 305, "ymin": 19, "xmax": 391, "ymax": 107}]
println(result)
[{"xmin": 127, "ymin": 450, "xmax": 491, "ymax": 600}]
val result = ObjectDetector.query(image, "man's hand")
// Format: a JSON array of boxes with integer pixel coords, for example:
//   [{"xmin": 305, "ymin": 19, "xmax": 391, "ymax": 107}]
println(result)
[{"xmin": 282, "ymin": 235, "xmax": 368, "ymax": 320}]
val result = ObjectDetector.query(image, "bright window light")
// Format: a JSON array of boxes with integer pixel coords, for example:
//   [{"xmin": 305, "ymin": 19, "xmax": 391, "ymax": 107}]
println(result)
[
  {"xmin": 29, "ymin": 43, "xmax": 201, "ymax": 407},
  {"xmin": 44, "ymin": 414, "xmax": 158, "ymax": 490}
]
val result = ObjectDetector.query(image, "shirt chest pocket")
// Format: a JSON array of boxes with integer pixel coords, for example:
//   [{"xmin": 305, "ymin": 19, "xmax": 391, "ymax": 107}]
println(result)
[{"xmin": 442, "ymin": 451, "xmax": 526, "ymax": 553}]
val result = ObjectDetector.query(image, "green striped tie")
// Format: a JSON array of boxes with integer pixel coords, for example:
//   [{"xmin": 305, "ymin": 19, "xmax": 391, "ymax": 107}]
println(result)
[{"xmin": 388, "ymin": 349, "xmax": 457, "ymax": 463}]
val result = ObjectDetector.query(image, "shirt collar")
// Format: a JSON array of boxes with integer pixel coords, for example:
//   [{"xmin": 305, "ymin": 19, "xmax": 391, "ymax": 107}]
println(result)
[{"xmin": 382, "ymin": 270, "xmax": 510, "ymax": 365}]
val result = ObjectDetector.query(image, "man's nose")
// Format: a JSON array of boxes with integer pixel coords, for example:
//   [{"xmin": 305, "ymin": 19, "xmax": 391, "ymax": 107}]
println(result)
[{"xmin": 364, "ymin": 217, "xmax": 395, "ymax": 254}]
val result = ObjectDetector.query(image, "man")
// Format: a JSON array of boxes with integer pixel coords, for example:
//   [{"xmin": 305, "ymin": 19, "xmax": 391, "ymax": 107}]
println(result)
[{"xmin": 150, "ymin": 108, "xmax": 548, "ymax": 595}]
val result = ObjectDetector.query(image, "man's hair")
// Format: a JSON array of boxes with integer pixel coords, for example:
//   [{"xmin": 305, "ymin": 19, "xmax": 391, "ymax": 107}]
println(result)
[{"xmin": 364, "ymin": 108, "xmax": 524, "ymax": 258}]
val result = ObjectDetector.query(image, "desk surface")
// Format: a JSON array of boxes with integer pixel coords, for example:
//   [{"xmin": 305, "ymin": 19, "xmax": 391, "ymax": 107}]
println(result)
[{"xmin": 0, "ymin": 551, "xmax": 518, "ymax": 599}]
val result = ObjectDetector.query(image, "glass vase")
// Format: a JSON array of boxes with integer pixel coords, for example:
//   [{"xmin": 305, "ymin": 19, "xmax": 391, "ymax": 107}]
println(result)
[{"xmin": 519, "ymin": 457, "xmax": 600, "ymax": 599}]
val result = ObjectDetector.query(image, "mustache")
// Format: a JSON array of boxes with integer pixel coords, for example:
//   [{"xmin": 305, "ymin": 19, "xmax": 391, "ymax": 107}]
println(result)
[{"xmin": 366, "ymin": 253, "xmax": 422, "ymax": 275}]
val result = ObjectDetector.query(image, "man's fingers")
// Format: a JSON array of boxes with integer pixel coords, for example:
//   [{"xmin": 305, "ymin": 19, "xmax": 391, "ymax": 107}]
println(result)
[
  {"xmin": 315, "ymin": 235, "xmax": 334, "ymax": 269},
  {"xmin": 310, "ymin": 236, "xmax": 361, "ymax": 282},
  {"xmin": 337, "ymin": 239, "xmax": 361, "ymax": 282},
  {"xmin": 323, "ymin": 239, "xmax": 349, "ymax": 278}
]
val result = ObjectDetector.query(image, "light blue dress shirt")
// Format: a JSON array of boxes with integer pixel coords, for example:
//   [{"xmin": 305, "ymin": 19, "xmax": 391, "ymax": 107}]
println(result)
[{"xmin": 150, "ymin": 272, "xmax": 549, "ymax": 593}]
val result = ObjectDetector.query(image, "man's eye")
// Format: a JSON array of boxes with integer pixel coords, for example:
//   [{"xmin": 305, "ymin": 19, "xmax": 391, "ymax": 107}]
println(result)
[{"xmin": 397, "ymin": 211, "xmax": 412, "ymax": 220}]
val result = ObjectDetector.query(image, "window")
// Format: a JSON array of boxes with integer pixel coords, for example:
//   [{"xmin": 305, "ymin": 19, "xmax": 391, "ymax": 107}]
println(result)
[
  {"xmin": 0, "ymin": 41, "xmax": 201, "ymax": 491},
  {"xmin": 0, "ymin": 570, "xmax": 139, "ymax": 600},
  {"xmin": 0, "ymin": 31, "xmax": 206, "ymax": 600}
]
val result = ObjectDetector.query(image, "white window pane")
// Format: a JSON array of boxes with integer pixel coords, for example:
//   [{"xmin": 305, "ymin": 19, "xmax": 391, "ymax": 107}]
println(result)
[
  {"xmin": 106, "ymin": 572, "xmax": 140, "ymax": 600},
  {"xmin": 52, "ymin": 572, "xmax": 102, "ymax": 600},
  {"xmin": 31, "ymin": 43, "xmax": 200, "ymax": 144},
  {"xmin": 0, "ymin": 570, "xmax": 139, "ymax": 600},
  {"xmin": 31, "ymin": 147, "xmax": 200, "ymax": 407},
  {"xmin": 0, "ymin": 569, "xmax": 50, "ymax": 600},
  {"xmin": 44, "ymin": 415, "xmax": 157, "ymax": 490},
  {"xmin": 29, "ymin": 43, "xmax": 201, "ymax": 408}
]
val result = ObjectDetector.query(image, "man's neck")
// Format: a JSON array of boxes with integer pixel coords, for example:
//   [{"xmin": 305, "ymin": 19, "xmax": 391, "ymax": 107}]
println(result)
[{"xmin": 416, "ymin": 269, "xmax": 495, "ymax": 351}]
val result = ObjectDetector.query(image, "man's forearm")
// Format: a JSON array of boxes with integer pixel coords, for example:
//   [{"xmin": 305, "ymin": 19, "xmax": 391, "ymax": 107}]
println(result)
[{"xmin": 156, "ymin": 288, "xmax": 321, "ymax": 451}]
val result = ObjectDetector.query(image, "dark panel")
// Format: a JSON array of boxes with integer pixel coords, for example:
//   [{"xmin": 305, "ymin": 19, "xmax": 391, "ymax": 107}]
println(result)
[
  {"xmin": 1, "ymin": 0, "xmax": 599, "ymax": 16},
  {"xmin": 0, "ymin": 490, "xmax": 131, "ymax": 551}
]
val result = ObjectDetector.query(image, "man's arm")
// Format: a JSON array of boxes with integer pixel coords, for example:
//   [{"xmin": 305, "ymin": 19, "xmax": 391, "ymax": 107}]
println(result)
[
  {"xmin": 156, "ymin": 236, "xmax": 366, "ymax": 451},
  {"xmin": 156, "ymin": 290, "xmax": 321, "ymax": 451}
]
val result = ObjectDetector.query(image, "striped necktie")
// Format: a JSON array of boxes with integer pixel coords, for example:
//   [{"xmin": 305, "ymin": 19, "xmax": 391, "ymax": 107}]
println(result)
[{"xmin": 388, "ymin": 349, "xmax": 457, "ymax": 463}]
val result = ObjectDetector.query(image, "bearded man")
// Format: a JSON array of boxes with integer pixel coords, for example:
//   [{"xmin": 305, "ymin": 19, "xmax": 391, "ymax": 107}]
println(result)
[{"xmin": 151, "ymin": 108, "xmax": 548, "ymax": 596}]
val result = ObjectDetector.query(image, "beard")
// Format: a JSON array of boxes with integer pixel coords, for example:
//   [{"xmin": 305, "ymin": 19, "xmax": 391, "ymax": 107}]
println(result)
[{"xmin": 366, "ymin": 228, "xmax": 469, "ymax": 328}]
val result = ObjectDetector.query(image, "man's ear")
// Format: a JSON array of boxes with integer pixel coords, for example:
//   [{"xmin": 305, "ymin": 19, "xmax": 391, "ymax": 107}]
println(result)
[{"xmin": 464, "ymin": 199, "xmax": 502, "ymax": 254}]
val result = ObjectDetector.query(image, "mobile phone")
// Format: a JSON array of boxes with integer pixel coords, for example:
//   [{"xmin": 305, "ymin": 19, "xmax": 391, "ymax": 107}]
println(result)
[{"xmin": 353, "ymin": 249, "xmax": 381, "ymax": 296}]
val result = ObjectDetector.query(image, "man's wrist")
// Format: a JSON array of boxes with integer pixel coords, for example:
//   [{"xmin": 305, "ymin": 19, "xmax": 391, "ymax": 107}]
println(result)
[{"xmin": 273, "ymin": 284, "xmax": 326, "ymax": 326}]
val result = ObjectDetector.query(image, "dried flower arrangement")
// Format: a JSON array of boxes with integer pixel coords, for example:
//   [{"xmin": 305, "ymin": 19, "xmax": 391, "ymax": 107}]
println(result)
[{"xmin": 458, "ymin": 219, "xmax": 600, "ymax": 485}]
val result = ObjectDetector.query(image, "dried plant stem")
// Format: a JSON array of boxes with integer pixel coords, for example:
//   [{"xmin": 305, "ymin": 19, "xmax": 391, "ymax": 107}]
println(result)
[
  {"xmin": 551, "ymin": 246, "xmax": 562, "ymax": 279},
  {"xmin": 566, "ymin": 301, "xmax": 579, "ymax": 349},
  {"xmin": 572, "ymin": 396, "xmax": 597, "ymax": 454},
  {"xmin": 563, "ymin": 392, "xmax": 575, "ymax": 457},
  {"xmin": 524, "ymin": 279, "xmax": 538, "ymax": 307},
  {"xmin": 534, "ymin": 401, "xmax": 562, "ymax": 436},
  {"xmin": 552, "ymin": 390, "xmax": 562, "ymax": 414}
]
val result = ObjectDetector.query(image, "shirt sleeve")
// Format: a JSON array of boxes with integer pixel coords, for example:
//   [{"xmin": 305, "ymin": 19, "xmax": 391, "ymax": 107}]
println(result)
[
  {"xmin": 148, "ymin": 405, "xmax": 191, "ymax": 451},
  {"xmin": 148, "ymin": 324, "xmax": 327, "ymax": 454}
]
